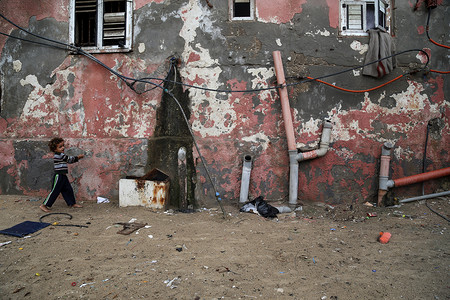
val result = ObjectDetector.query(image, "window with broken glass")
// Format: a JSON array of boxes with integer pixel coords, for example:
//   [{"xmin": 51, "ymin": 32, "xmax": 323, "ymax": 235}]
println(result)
[
  {"xmin": 69, "ymin": 0, "xmax": 133, "ymax": 53},
  {"xmin": 340, "ymin": 0, "xmax": 390, "ymax": 36},
  {"xmin": 229, "ymin": 0, "xmax": 255, "ymax": 21}
]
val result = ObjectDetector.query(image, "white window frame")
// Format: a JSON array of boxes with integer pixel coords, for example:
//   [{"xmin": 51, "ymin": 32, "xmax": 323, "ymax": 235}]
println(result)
[
  {"xmin": 229, "ymin": 0, "xmax": 255, "ymax": 21},
  {"xmin": 340, "ymin": 0, "xmax": 389, "ymax": 36},
  {"xmin": 69, "ymin": 0, "xmax": 133, "ymax": 53}
]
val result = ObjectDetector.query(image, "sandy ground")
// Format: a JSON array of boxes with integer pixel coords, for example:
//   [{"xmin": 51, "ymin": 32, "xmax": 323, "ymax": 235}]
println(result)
[{"xmin": 0, "ymin": 194, "xmax": 449, "ymax": 300}]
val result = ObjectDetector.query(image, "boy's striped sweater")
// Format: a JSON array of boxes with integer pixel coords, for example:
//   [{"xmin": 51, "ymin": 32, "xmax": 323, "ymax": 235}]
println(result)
[{"xmin": 53, "ymin": 152, "xmax": 79, "ymax": 174}]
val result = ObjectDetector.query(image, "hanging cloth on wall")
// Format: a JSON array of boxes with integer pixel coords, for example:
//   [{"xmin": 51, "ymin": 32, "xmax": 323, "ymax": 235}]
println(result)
[{"xmin": 363, "ymin": 28, "xmax": 395, "ymax": 78}]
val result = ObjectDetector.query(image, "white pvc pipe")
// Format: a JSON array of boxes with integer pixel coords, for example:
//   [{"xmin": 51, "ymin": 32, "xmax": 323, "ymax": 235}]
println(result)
[{"xmin": 239, "ymin": 155, "xmax": 253, "ymax": 203}]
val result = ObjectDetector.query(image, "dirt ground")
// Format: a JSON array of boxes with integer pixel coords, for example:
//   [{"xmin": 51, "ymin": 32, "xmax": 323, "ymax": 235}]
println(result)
[{"xmin": 0, "ymin": 194, "xmax": 449, "ymax": 300}]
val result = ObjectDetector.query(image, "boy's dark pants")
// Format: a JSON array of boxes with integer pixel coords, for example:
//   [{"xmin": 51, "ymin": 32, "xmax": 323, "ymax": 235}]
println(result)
[{"xmin": 43, "ymin": 174, "xmax": 76, "ymax": 207}]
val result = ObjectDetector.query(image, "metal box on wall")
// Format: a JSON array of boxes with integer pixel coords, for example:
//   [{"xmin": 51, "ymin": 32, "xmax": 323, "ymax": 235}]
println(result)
[{"xmin": 119, "ymin": 169, "xmax": 170, "ymax": 210}]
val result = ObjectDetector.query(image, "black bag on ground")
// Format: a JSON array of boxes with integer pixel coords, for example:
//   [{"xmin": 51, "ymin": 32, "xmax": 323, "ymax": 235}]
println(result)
[{"xmin": 240, "ymin": 196, "xmax": 279, "ymax": 218}]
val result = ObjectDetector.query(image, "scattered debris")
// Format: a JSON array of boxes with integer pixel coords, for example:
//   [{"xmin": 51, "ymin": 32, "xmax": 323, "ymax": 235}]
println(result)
[
  {"xmin": 240, "ymin": 196, "xmax": 279, "ymax": 218},
  {"xmin": 164, "ymin": 277, "xmax": 181, "ymax": 289},
  {"xmin": 13, "ymin": 287, "xmax": 25, "ymax": 293},
  {"xmin": 116, "ymin": 222, "xmax": 147, "ymax": 235},
  {"xmin": 0, "ymin": 241, "xmax": 11, "ymax": 247},
  {"xmin": 79, "ymin": 282, "xmax": 95, "ymax": 288},
  {"xmin": 97, "ymin": 196, "xmax": 110, "ymax": 203},
  {"xmin": 378, "ymin": 232, "xmax": 392, "ymax": 244}
]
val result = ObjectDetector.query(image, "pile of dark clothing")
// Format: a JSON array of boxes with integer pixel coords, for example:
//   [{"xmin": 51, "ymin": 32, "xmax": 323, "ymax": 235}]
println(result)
[{"xmin": 240, "ymin": 196, "xmax": 279, "ymax": 219}]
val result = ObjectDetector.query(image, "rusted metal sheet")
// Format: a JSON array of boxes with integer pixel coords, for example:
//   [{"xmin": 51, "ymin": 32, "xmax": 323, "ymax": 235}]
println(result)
[{"xmin": 119, "ymin": 169, "xmax": 170, "ymax": 210}]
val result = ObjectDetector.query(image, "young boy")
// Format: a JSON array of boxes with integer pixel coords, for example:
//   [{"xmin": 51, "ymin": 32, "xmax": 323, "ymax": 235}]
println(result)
[{"xmin": 40, "ymin": 137, "xmax": 84, "ymax": 213}]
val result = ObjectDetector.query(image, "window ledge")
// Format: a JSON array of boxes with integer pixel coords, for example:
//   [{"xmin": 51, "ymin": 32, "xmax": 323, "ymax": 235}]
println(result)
[{"xmin": 70, "ymin": 46, "xmax": 132, "ymax": 54}]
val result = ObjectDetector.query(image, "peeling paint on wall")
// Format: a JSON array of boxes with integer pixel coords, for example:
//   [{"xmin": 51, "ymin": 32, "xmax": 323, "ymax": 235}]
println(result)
[{"xmin": 0, "ymin": 0, "xmax": 448, "ymax": 206}]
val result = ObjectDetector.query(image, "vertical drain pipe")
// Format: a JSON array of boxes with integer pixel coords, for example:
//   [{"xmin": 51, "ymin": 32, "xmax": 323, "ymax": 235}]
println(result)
[
  {"xmin": 378, "ymin": 142, "xmax": 393, "ymax": 206},
  {"xmin": 273, "ymin": 51, "xmax": 298, "ymax": 209},
  {"xmin": 239, "ymin": 155, "xmax": 253, "ymax": 204},
  {"xmin": 178, "ymin": 147, "xmax": 187, "ymax": 210}
]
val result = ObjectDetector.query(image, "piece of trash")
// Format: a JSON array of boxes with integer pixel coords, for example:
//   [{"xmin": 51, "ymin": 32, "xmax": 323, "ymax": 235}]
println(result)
[
  {"xmin": 313, "ymin": 257, "xmax": 316, "ymax": 264},
  {"xmin": 19, "ymin": 247, "xmax": 23, "ymax": 250},
  {"xmin": 372, "ymin": 269, "xmax": 376, "ymax": 272},
  {"xmin": 126, "ymin": 239, "xmax": 133, "ymax": 246},
  {"xmin": 148, "ymin": 235, "xmax": 153, "ymax": 239},
  {"xmin": 330, "ymin": 228, "xmax": 336, "ymax": 231},
  {"xmin": 145, "ymin": 225, "xmax": 152, "ymax": 228},
  {"xmin": 129, "ymin": 218, "xmax": 137, "ymax": 223},
  {"xmin": 175, "ymin": 245, "xmax": 183, "ymax": 252},
  {"xmin": 71, "ymin": 282, "xmax": 77, "ymax": 286},
  {"xmin": 116, "ymin": 222, "xmax": 147, "ymax": 235},
  {"xmin": 13, "ymin": 287, "xmax": 25, "ymax": 293},
  {"xmin": 367, "ymin": 212, "xmax": 377, "ymax": 217},
  {"xmin": 79, "ymin": 282, "xmax": 95, "ymax": 288},
  {"xmin": 102, "ymin": 278, "xmax": 109, "ymax": 282},
  {"xmin": 35, "ymin": 273, "xmax": 40, "ymax": 276},
  {"xmin": 378, "ymin": 232, "xmax": 391, "ymax": 244},
  {"xmin": 0, "ymin": 241, "xmax": 12, "ymax": 247},
  {"xmin": 164, "ymin": 277, "xmax": 181, "ymax": 289},
  {"xmin": 363, "ymin": 201, "xmax": 374, "ymax": 207},
  {"xmin": 97, "ymin": 196, "xmax": 110, "ymax": 204},
  {"xmin": 240, "ymin": 196, "xmax": 279, "ymax": 218}
]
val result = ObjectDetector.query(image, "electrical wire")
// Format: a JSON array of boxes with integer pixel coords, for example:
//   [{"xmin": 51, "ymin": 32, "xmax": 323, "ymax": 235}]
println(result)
[
  {"xmin": 429, "ymin": 69, "xmax": 450, "ymax": 74},
  {"xmin": 304, "ymin": 74, "xmax": 404, "ymax": 93},
  {"xmin": 0, "ymin": 13, "xmax": 431, "ymax": 95},
  {"xmin": 426, "ymin": 7, "xmax": 450, "ymax": 49}
]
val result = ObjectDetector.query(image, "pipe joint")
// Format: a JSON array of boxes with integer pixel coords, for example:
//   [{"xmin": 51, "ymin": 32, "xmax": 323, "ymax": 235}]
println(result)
[{"xmin": 386, "ymin": 180, "xmax": 395, "ymax": 189}]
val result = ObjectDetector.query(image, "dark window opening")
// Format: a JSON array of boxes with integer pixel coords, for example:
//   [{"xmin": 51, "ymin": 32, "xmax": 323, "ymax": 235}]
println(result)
[
  {"xmin": 103, "ymin": 0, "xmax": 126, "ymax": 46},
  {"xmin": 234, "ymin": 2, "xmax": 251, "ymax": 18},
  {"xmin": 366, "ymin": 4, "xmax": 375, "ymax": 29},
  {"xmin": 75, "ymin": 0, "xmax": 97, "ymax": 47}
]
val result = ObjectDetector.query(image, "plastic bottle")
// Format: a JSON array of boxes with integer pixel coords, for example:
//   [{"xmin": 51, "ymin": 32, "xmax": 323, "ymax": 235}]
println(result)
[{"xmin": 378, "ymin": 232, "xmax": 391, "ymax": 244}]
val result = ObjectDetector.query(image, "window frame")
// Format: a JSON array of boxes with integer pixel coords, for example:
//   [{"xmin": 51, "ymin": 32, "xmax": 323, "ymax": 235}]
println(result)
[
  {"xmin": 69, "ymin": 0, "xmax": 133, "ymax": 53},
  {"xmin": 229, "ymin": 0, "xmax": 255, "ymax": 21},
  {"xmin": 339, "ymin": 0, "xmax": 389, "ymax": 36}
]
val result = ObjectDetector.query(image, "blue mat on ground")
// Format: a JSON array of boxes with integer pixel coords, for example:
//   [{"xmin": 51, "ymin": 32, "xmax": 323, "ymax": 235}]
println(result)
[{"xmin": 0, "ymin": 221, "xmax": 51, "ymax": 237}]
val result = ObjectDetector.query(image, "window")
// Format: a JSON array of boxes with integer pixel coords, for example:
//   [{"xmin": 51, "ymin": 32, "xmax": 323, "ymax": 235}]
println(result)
[
  {"xmin": 340, "ymin": 0, "xmax": 389, "ymax": 36},
  {"xmin": 69, "ymin": 0, "xmax": 133, "ymax": 53},
  {"xmin": 229, "ymin": 0, "xmax": 254, "ymax": 21}
]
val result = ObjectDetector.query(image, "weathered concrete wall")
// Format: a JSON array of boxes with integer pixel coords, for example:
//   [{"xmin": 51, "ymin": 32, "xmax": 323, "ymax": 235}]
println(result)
[{"xmin": 0, "ymin": 0, "xmax": 448, "ymax": 207}]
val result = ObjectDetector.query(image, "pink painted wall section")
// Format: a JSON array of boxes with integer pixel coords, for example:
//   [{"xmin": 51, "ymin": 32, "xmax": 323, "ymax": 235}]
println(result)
[
  {"xmin": 326, "ymin": 0, "xmax": 339, "ymax": 28},
  {"xmin": 256, "ymin": 0, "xmax": 307, "ymax": 23},
  {"xmin": 0, "ymin": 0, "xmax": 68, "ymax": 56}
]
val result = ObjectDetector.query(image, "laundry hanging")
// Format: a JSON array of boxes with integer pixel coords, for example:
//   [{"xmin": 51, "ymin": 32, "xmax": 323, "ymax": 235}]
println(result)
[{"xmin": 363, "ymin": 28, "xmax": 395, "ymax": 78}]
